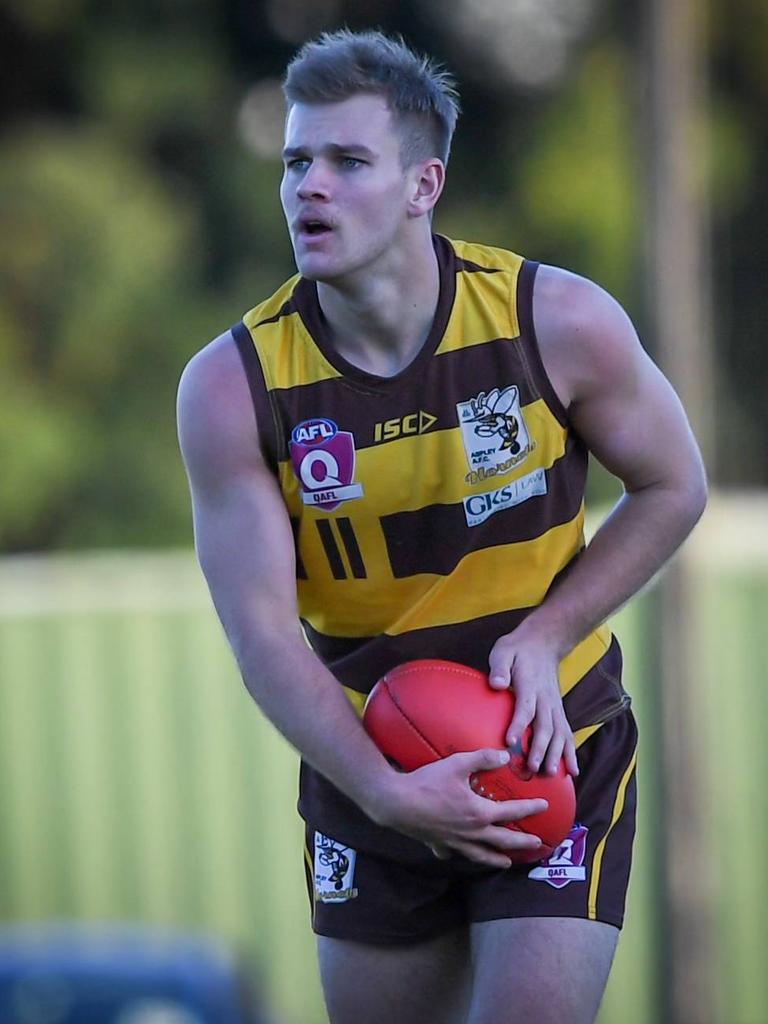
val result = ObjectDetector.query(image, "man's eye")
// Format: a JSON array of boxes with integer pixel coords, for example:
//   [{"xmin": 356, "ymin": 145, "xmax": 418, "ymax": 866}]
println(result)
[
  {"xmin": 287, "ymin": 158, "xmax": 309, "ymax": 170},
  {"xmin": 341, "ymin": 157, "xmax": 363, "ymax": 168}
]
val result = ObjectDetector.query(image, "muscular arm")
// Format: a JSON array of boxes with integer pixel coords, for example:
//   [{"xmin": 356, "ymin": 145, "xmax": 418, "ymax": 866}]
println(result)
[
  {"xmin": 489, "ymin": 267, "xmax": 707, "ymax": 772},
  {"xmin": 528, "ymin": 267, "xmax": 707, "ymax": 649},
  {"xmin": 177, "ymin": 332, "xmax": 546, "ymax": 866}
]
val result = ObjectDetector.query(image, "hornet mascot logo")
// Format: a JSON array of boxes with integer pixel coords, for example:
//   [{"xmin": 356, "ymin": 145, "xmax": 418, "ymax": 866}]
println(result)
[
  {"xmin": 467, "ymin": 386, "xmax": 523, "ymax": 454},
  {"xmin": 318, "ymin": 846, "xmax": 350, "ymax": 891}
]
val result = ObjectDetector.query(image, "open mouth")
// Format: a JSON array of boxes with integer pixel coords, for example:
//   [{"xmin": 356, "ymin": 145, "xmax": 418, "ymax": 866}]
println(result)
[{"xmin": 299, "ymin": 217, "xmax": 333, "ymax": 238}]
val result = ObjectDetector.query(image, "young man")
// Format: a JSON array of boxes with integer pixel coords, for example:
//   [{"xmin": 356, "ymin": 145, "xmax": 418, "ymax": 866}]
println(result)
[{"xmin": 177, "ymin": 30, "xmax": 706, "ymax": 1024}]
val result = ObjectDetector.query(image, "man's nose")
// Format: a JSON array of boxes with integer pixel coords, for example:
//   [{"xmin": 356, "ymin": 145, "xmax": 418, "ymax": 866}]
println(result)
[{"xmin": 296, "ymin": 162, "xmax": 331, "ymax": 200}]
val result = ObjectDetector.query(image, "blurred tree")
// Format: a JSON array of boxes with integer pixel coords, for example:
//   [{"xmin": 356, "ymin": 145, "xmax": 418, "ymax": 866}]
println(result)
[
  {"xmin": 516, "ymin": 45, "xmax": 641, "ymax": 303},
  {"xmin": 0, "ymin": 0, "xmax": 765, "ymax": 551},
  {"xmin": 0, "ymin": 126, "xmax": 208, "ymax": 548}
]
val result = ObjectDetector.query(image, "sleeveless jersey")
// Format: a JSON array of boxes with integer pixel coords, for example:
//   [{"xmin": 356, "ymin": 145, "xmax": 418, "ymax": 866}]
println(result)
[{"xmin": 232, "ymin": 235, "xmax": 630, "ymax": 856}]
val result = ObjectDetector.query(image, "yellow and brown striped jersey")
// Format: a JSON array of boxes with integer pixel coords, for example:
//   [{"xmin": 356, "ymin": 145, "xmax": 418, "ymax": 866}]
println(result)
[{"xmin": 232, "ymin": 234, "xmax": 630, "ymax": 851}]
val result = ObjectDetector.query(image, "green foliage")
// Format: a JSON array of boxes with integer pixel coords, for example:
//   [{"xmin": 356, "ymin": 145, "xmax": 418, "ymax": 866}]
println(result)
[
  {"xmin": 75, "ymin": 31, "xmax": 232, "ymax": 141},
  {"xmin": 0, "ymin": 3, "xmax": 764, "ymax": 549},
  {"xmin": 0, "ymin": 126, "xmax": 207, "ymax": 548},
  {"xmin": 517, "ymin": 45, "xmax": 641, "ymax": 301}
]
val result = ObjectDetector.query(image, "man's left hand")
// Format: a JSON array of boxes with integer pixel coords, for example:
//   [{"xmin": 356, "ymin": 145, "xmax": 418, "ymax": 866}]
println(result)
[{"xmin": 488, "ymin": 627, "xmax": 579, "ymax": 778}]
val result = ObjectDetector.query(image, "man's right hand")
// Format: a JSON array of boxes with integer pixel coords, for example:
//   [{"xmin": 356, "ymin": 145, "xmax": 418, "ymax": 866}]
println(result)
[{"xmin": 367, "ymin": 748, "xmax": 548, "ymax": 869}]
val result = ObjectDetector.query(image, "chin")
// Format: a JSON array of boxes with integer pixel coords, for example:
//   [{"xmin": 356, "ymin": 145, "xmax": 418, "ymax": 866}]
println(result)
[{"xmin": 295, "ymin": 256, "xmax": 349, "ymax": 284}]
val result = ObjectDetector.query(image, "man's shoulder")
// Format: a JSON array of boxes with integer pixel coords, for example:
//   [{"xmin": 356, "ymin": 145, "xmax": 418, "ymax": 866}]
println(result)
[
  {"xmin": 445, "ymin": 236, "xmax": 526, "ymax": 276},
  {"xmin": 178, "ymin": 331, "xmax": 248, "ymax": 434},
  {"xmin": 532, "ymin": 265, "xmax": 643, "ymax": 407},
  {"xmin": 241, "ymin": 272, "xmax": 303, "ymax": 336},
  {"xmin": 177, "ymin": 328, "xmax": 268, "ymax": 486},
  {"xmin": 533, "ymin": 264, "xmax": 633, "ymax": 347}
]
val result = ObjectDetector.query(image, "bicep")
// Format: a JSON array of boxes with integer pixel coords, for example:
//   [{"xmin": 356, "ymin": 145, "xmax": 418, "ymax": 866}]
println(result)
[
  {"xmin": 191, "ymin": 466, "xmax": 301, "ymax": 638},
  {"xmin": 177, "ymin": 336, "xmax": 302, "ymax": 646},
  {"xmin": 571, "ymin": 345, "xmax": 703, "ymax": 494},
  {"xmin": 534, "ymin": 267, "xmax": 705, "ymax": 494}
]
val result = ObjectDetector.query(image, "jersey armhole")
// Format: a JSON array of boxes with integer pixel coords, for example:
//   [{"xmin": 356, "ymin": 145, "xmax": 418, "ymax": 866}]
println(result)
[
  {"xmin": 231, "ymin": 320, "xmax": 281, "ymax": 473},
  {"xmin": 516, "ymin": 260, "xmax": 571, "ymax": 429}
]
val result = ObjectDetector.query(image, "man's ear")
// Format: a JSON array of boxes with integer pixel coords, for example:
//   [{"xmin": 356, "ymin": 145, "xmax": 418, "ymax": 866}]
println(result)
[{"xmin": 406, "ymin": 159, "xmax": 445, "ymax": 218}]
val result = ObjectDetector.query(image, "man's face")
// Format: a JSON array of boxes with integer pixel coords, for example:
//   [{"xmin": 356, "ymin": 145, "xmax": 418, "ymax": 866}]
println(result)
[{"xmin": 280, "ymin": 94, "xmax": 418, "ymax": 283}]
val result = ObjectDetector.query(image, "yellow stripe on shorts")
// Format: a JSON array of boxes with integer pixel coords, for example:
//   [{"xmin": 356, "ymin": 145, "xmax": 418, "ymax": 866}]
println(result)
[
  {"xmin": 588, "ymin": 748, "xmax": 637, "ymax": 920},
  {"xmin": 573, "ymin": 722, "xmax": 603, "ymax": 749},
  {"xmin": 304, "ymin": 838, "xmax": 317, "ymax": 923}
]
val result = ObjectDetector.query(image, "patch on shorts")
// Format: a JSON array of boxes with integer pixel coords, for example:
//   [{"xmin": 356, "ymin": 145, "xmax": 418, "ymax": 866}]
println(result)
[
  {"xmin": 528, "ymin": 824, "xmax": 588, "ymax": 889},
  {"xmin": 314, "ymin": 832, "xmax": 359, "ymax": 903}
]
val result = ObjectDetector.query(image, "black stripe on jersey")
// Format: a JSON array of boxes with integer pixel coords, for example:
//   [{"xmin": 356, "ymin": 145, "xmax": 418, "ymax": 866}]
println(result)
[
  {"xmin": 269, "ymin": 338, "xmax": 544, "ymax": 455},
  {"xmin": 303, "ymin": 606, "xmax": 530, "ymax": 687},
  {"xmin": 336, "ymin": 518, "xmax": 367, "ymax": 579},
  {"xmin": 315, "ymin": 520, "xmax": 346, "ymax": 580},
  {"xmin": 455, "ymin": 256, "xmax": 503, "ymax": 275},
  {"xmin": 516, "ymin": 260, "xmax": 570, "ymax": 429},
  {"xmin": 302, "ymin": 555, "xmax": 584, "ymax": 670},
  {"xmin": 303, "ymin": 617, "xmax": 627, "ymax": 733},
  {"xmin": 380, "ymin": 436, "xmax": 587, "ymax": 578},
  {"xmin": 231, "ymin": 321, "xmax": 280, "ymax": 470},
  {"xmin": 252, "ymin": 296, "xmax": 300, "ymax": 330},
  {"xmin": 290, "ymin": 517, "xmax": 308, "ymax": 579}
]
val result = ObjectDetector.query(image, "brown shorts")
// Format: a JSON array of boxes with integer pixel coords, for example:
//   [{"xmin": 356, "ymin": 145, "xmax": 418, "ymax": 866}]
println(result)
[{"xmin": 303, "ymin": 709, "xmax": 638, "ymax": 944}]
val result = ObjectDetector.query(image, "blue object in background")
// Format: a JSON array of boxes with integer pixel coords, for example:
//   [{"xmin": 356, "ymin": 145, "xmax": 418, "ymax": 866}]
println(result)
[{"xmin": 0, "ymin": 924, "xmax": 266, "ymax": 1023}]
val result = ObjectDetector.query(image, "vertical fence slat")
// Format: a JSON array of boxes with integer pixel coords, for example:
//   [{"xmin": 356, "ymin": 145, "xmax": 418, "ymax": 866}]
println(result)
[
  {"xmin": 0, "ymin": 619, "xmax": 71, "ymax": 917},
  {"xmin": 597, "ymin": 594, "xmax": 660, "ymax": 1024},
  {"xmin": 702, "ymin": 573, "xmax": 768, "ymax": 1024}
]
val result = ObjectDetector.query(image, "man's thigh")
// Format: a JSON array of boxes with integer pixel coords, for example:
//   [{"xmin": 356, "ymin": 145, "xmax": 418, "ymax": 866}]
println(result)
[
  {"xmin": 468, "ymin": 917, "xmax": 618, "ymax": 1024},
  {"xmin": 317, "ymin": 929, "xmax": 471, "ymax": 1024},
  {"xmin": 306, "ymin": 829, "xmax": 473, "ymax": 1023}
]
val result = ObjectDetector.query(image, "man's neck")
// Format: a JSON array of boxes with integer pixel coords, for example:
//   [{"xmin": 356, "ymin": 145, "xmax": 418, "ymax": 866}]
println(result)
[{"xmin": 316, "ymin": 235, "xmax": 441, "ymax": 378}]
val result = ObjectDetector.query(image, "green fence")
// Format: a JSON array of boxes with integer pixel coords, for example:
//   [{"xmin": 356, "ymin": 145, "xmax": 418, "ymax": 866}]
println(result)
[{"xmin": 0, "ymin": 497, "xmax": 766, "ymax": 1023}]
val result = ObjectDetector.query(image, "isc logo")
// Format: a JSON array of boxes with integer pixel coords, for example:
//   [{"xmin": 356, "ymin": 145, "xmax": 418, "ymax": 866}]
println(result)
[{"xmin": 373, "ymin": 410, "xmax": 437, "ymax": 443}]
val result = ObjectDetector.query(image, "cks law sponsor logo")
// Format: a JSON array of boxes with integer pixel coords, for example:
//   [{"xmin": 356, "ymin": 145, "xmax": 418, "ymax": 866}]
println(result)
[
  {"xmin": 464, "ymin": 466, "xmax": 547, "ymax": 527},
  {"xmin": 289, "ymin": 418, "xmax": 364, "ymax": 512}
]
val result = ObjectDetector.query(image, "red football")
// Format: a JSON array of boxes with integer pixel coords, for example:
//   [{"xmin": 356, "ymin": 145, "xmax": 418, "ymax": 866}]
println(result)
[{"xmin": 363, "ymin": 658, "xmax": 576, "ymax": 863}]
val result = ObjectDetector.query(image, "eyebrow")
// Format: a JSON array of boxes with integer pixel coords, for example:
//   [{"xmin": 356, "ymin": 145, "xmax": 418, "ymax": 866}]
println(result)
[{"xmin": 282, "ymin": 143, "xmax": 377, "ymax": 160}]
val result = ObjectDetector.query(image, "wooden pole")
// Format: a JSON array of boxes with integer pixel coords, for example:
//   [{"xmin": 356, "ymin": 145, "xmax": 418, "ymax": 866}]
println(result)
[{"xmin": 644, "ymin": 1, "xmax": 716, "ymax": 1022}]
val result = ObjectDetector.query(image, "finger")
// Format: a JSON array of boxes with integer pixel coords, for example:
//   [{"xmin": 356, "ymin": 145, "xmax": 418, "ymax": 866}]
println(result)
[
  {"xmin": 563, "ymin": 731, "xmax": 579, "ymax": 777},
  {"xmin": 449, "ymin": 747, "xmax": 510, "ymax": 775},
  {"xmin": 541, "ymin": 710, "xmax": 573, "ymax": 775},
  {"xmin": 505, "ymin": 694, "xmax": 536, "ymax": 748},
  {"xmin": 483, "ymin": 797, "xmax": 549, "ymax": 822},
  {"xmin": 526, "ymin": 709, "xmax": 554, "ymax": 773},
  {"xmin": 537, "ymin": 707, "xmax": 577, "ymax": 775},
  {"xmin": 477, "ymin": 824, "xmax": 543, "ymax": 853},
  {"xmin": 542, "ymin": 731, "xmax": 566, "ymax": 776},
  {"xmin": 487, "ymin": 642, "xmax": 513, "ymax": 690},
  {"xmin": 447, "ymin": 838, "xmax": 514, "ymax": 869}
]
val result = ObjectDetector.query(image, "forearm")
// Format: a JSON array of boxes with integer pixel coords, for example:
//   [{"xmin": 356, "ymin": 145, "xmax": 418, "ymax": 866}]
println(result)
[
  {"xmin": 226, "ymin": 618, "xmax": 397, "ymax": 820},
  {"xmin": 521, "ymin": 481, "xmax": 706, "ymax": 655}
]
